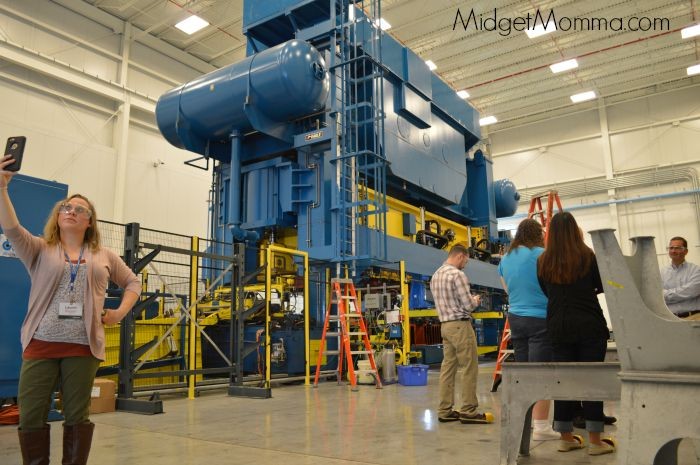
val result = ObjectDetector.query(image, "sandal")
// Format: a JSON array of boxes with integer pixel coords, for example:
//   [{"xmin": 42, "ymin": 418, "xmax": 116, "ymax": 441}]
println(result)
[
  {"xmin": 558, "ymin": 434, "xmax": 585, "ymax": 452},
  {"xmin": 589, "ymin": 437, "xmax": 616, "ymax": 456}
]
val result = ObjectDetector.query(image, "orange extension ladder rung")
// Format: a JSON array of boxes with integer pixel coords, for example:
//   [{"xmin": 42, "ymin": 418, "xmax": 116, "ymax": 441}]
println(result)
[
  {"xmin": 490, "ymin": 318, "xmax": 512, "ymax": 391},
  {"xmin": 491, "ymin": 190, "xmax": 563, "ymax": 391},
  {"xmin": 313, "ymin": 278, "xmax": 382, "ymax": 390}
]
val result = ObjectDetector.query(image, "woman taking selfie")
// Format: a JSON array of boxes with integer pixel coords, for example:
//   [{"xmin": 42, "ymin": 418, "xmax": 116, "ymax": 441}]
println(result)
[{"xmin": 0, "ymin": 154, "xmax": 141, "ymax": 465}]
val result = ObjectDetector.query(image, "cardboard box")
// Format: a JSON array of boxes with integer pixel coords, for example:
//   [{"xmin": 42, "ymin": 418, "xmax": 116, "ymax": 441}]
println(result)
[{"xmin": 89, "ymin": 378, "xmax": 116, "ymax": 414}]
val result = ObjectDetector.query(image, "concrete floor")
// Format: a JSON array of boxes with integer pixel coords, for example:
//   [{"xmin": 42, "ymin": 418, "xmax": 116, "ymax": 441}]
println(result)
[{"xmin": 1, "ymin": 363, "xmax": 697, "ymax": 465}]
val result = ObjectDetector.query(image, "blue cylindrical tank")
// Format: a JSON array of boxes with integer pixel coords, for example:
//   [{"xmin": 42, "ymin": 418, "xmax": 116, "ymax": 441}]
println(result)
[
  {"xmin": 494, "ymin": 179, "xmax": 520, "ymax": 218},
  {"xmin": 156, "ymin": 39, "xmax": 329, "ymax": 151}
]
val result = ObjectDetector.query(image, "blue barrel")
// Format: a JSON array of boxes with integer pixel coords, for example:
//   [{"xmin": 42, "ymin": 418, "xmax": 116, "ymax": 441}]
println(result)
[
  {"xmin": 494, "ymin": 179, "xmax": 520, "ymax": 218},
  {"xmin": 156, "ymin": 39, "xmax": 329, "ymax": 151}
]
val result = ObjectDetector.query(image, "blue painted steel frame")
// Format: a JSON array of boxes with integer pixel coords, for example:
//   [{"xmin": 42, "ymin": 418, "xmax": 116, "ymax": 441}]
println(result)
[{"xmin": 0, "ymin": 175, "xmax": 68, "ymax": 397}]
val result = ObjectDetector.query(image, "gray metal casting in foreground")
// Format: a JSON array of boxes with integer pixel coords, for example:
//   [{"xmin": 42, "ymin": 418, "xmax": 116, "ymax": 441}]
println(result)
[
  {"xmin": 616, "ymin": 370, "xmax": 700, "ymax": 465},
  {"xmin": 590, "ymin": 229, "xmax": 700, "ymax": 465},
  {"xmin": 500, "ymin": 362, "xmax": 621, "ymax": 465},
  {"xmin": 590, "ymin": 230, "xmax": 700, "ymax": 372}
]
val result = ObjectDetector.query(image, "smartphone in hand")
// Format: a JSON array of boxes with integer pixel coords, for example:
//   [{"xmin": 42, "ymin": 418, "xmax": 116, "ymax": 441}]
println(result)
[{"xmin": 4, "ymin": 136, "xmax": 26, "ymax": 172}]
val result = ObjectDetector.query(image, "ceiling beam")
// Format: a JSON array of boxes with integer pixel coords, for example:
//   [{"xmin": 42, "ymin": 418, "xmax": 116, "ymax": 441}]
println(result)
[
  {"xmin": 50, "ymin": 0, "xmax": 216, "ymax": 74},
  {"xmin": 0, "ymin": 38, "xmax": 156, "ymax": 113},
  {"xmin": 0, "ymin": 3, "xmax": 181, "ymax": 87}
]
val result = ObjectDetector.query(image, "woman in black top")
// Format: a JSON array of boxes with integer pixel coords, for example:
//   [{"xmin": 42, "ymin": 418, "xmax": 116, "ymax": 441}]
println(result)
[{"xmin": 537, "ymin": 212, "xmax": 614, "ymax": 456}]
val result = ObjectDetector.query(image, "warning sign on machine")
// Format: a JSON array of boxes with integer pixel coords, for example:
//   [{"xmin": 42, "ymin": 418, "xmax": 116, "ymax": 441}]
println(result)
[{"xmin": 1, "ymin": 233, "xmax": 16, "ymax": 258}]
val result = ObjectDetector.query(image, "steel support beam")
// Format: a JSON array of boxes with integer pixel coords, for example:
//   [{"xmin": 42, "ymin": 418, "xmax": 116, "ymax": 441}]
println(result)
[{"xmin": 0, "ymin": 39, "xmax": 155, "ymax": 113}]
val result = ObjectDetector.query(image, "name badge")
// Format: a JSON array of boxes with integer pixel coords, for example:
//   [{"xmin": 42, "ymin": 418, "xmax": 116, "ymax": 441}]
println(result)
[{"xmin": 59, "ymin": 302, "xmax": 83, "ymax": 319}]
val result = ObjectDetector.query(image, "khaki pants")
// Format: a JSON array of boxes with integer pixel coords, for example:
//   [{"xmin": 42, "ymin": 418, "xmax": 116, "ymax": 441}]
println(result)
[
  {"xmin": 18, "ymin": 356, "xmax": 100, "ymax": 431},
  {"xmin": 438, "ymin": 320, "xmax": 478, "ymax": 416}
]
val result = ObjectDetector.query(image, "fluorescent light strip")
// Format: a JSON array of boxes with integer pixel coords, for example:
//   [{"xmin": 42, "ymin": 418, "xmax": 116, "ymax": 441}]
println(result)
[
  {"xmin": 456, "ymin": 90, "xmax": 470, "ymax": 99},
  {"xmin": 570, "ymin": 91, "xmax": 596, "ymax": 103},
  {"xmin": 348, "ymin": 6, "xmax": 356, "ymax": 21},
  {"xmin": 526, "ymin": 21, "xmax": 556, "ymax": 38},
  {"xmin": 377, "ymin": 18, "xmax": 391, "ymax": 30},
  {"xmin": 550, "ymin": 58, "xmax": 578, "ymax": 73},
  {"xmin": 681, "ymin": 24, "xmax": 700, "ymax": 39},
  {"xmin": 425, "ymin": 60, "xmax": 437, "ymax": 71},
  {"xmin": 688, "ymin": 64, "xmax": 700, "ymax": 76},
  {"xmin": 175, "ymin": 15, "xmax": 209, "ymax": 35},
  {"xmin": 479, "ymin": 116, "xmax": 497, "ymax": 126}
]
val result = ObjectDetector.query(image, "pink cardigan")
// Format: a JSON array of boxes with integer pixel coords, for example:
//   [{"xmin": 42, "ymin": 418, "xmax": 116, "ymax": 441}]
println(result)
[{"xmin": 5, "ymin": 225, "xmax": 141, "ymax": 361}]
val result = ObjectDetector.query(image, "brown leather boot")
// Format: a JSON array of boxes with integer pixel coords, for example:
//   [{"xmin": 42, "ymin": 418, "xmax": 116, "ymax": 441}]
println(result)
[
  {"xmin": 18, "ymin": 425, "xmax": 50, "ymax": 465},
  {"xmin": 62, "ymin": 422, "xmax": 95, "ymax": 465}
]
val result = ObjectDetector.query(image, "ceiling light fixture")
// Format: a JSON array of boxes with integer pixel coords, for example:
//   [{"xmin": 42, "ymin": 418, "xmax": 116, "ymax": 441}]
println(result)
[
  {"xmin": 425, "ymin": 60, "xmax": 437, "ymax": 71},
  {"xmin": 175, "ymin": 15, "xmax": 209, "ymax": 35},
  {"xmin": 479, "ymin": 116, "xmax": 497, "ymax": 126},
  {"xmin": 681, "ymin": 24, "xmax": 700, "ymax": 39},
  {"xmin": 456, "ymin": 90, "xmax": 470, "ymax": 99},
  {"xmin": 374, "ymin": 18, "xmax": 391, "ymax": 30},
  {"xmin": 550, "ymin": 58, "xmax": 579, "ymax": 73},
  {"xmin": 526, "ymin": 21, "xmax": 556, "ymax": 38},
  {"xmin": 570, "ymin": 91, "xmax": 597, "ymax": 103},
  {"xmin": 687, "ymin": 64, "xmax": 700, "ymax": 76}
]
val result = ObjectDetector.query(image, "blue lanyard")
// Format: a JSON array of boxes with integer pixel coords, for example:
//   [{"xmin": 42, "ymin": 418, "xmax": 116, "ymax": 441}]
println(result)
[{"xmin": 64, "ymin": 246, "xmax": 85, "ymax": 293}]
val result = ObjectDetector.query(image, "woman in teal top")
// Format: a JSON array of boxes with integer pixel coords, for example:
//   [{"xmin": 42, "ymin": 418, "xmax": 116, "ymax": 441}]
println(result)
[{"xmin": 498, "ymin": 219, "xmax": 558, "ymax": 440}]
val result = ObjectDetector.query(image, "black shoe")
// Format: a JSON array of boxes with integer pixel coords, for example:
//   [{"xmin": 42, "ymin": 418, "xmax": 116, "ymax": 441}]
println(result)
[
  {"xmin": 438, "ymin": 410, "xmax": 460, "ymax": 422},
  {"xmin": 573, "ymin": 414, "xmax": 617, "ymax": 428},
  {"xmin": 459, "ymin": 412, "xmax": 494, "ymax": 424}
]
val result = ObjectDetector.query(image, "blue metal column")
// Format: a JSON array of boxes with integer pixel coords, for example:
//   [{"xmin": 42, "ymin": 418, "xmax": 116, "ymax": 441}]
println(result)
[
  {"xmin": 0, "ymin": 175, "xmax": 67, "ymax": 398},
  {"xmin": 228, "ymin": 130, "xmax": 258, "ymax": 242}
]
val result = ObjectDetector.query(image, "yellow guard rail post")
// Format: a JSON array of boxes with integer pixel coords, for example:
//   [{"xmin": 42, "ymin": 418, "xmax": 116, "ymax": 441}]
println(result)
[
  {"xmin": 400, "ymin": 260, "xmax": 410, "ymax": 364},
  {"xmin": 188, "ymin": 236, "xmax": 199, "ymax": 400}
]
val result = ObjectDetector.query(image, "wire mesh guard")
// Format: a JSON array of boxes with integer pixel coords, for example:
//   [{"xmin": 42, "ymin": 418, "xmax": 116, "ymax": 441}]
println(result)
[{"xmin": 98, "ymin": 221, "xmax": 236, "ymax": 392}]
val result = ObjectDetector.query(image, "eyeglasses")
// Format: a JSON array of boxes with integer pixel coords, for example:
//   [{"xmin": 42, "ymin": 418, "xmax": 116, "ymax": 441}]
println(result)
[
  {"xmin": 667, "ymin": 246, "xmax": 687, "ymax": 251},
  {"xmin": 59, "ymin": 203, "xmax": 92, "ymax": 218}
]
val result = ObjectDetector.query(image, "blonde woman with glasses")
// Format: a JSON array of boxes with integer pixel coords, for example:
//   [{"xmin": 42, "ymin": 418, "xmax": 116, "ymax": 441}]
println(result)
[{"xmin": 0, "ymin": 154, "xmax": 141, "ymax": 465}]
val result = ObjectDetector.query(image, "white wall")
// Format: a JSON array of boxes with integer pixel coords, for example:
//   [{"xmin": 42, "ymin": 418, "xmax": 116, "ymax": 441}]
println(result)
[
  {"xmin": 0, "ymin": 0, "xmax": 211, "ymax": 237},
  {"xmin": 491, "ymin": 84, "xmax": 700, "ymax": 269}
]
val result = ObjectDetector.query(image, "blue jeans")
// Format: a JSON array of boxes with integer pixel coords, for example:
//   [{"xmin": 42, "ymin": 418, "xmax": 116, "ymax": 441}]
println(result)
[
  {"xmin": 508, "ymin": 314, "xmax": 552, "ymax": 362},
  {"xmin": 551, "ymin": 338, "xmax": 607, "ymax": 433}
]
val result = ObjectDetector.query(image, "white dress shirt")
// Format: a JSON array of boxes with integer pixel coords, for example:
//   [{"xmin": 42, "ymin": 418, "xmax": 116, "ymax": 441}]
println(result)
[{"xmin": 661, "ymin": 261, "xmax": 700, "ymax": 315}]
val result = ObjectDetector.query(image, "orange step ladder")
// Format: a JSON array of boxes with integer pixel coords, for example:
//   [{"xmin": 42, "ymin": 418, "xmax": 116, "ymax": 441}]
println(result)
[
  {"xmin": 490, "ymin": 190, "xmax": 563, "ymax": 391},
  {"xmin": 313, "ymin": 278, "xmax": 382, "ymax": 390},
  {"xmin": 527, "ymin": 190, "xmax": 563, "ymax": 244}
]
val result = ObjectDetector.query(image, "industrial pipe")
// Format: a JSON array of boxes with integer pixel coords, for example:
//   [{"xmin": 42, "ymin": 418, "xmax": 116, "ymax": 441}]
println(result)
[{"xmin": 507, "ymin": 189, "xmax": 700, "ymax": 219}]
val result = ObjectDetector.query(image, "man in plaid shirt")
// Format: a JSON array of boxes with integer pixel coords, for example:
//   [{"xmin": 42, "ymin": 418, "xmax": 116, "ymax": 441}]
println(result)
[{"xmin": 430, "ymin": 243, "xmax": 493, "ymax": 424}]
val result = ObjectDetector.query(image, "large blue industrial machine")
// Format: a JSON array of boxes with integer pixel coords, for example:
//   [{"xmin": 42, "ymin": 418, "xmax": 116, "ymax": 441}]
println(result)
[
  {"xmin": 156, "ymin": 0, "xmax": 517, "ymax": 272},
  {"xmin": 0, "ymin": 175, "xmax": 68, "ymax": 398},
  {"xmin": 156, "ymin": 0, "xmax": 519, "ymax": 371}
]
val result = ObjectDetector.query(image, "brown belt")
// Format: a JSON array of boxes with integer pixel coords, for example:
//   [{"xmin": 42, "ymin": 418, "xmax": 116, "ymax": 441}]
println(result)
[{"xmin": 675, "ymin": 310, "xmax": 700, "ymax": 318}]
